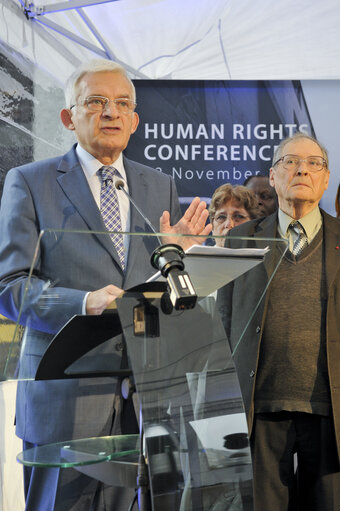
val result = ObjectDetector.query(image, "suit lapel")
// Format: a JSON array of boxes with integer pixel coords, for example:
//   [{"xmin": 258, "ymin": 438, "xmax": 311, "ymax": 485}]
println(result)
[
  {"xmin": 124, "ymin": 156, "xmax": 149, "ymax": 234},
  {"xmin": 251, "ymin": 213, "xmax": 287, "ymax": 279},
  {"xmin": 56, "ymin": 146, "xmax": 124, "ymax": 271},
  {"xmin": 123, "ymin": 158, "xmax": 159, "ymax": 285},
  {"xmin": 250, "ymin": 213, "xmax": 278, "ymax": 239},
  {"xmin": 322, "ymin": 210, "xmax": 340, "ymax": 292}
]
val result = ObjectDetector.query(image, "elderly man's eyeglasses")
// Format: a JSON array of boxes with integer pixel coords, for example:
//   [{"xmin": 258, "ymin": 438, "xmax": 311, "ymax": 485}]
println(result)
[
  {"xmin": 273, "ymin": 154, "xmax": 327, "ymax": 173},
  {"xmin": 70, "ymin": 96, "xmax": 137, "ymax": 114}
]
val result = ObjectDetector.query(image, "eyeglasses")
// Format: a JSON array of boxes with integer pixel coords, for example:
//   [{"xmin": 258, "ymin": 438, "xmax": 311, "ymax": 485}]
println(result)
[
  {"xmin": 70, "ymin": 96, "xmax": 137, "ymax": 114},
  {"xmin": 213, "ymin": 213, "xmax": 250, "ymax": 225},
  {"xmin": 273, "ymin": 154, "xmax": 327, "ymax": 173}
]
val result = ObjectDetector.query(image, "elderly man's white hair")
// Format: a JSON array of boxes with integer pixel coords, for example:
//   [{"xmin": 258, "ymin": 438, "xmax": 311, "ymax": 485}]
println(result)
[{"xmin": 64, "ymin": 59, "xmax": 136, "ymax": 108}]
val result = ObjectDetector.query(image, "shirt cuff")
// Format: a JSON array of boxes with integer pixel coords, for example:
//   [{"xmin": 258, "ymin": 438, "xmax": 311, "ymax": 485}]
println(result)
[{"xmin": 82, "ymin": 292, "xmax": 91, "ymax": 315}]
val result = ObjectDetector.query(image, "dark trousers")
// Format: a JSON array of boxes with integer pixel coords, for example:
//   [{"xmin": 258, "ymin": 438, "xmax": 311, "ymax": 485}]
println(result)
[
  {"xmin": 22, "ymin": 396, "xmax": 139, "ymax": 510},
  {"xmin": 250, "ymin": 412, "xmax": 340, "ymax": 511},
  {"xmin": 23, "ymin": 441, "xmax": 136, "ymax": 511}
]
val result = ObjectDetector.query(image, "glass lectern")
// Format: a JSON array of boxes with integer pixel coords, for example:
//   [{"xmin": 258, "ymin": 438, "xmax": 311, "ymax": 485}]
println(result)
[{"xmin": 0, "ymin": 230, "xmax": 288, "ymax": 510}]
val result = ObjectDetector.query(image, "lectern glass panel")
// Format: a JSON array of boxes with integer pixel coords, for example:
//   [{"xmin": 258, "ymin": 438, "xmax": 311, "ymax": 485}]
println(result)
[
  {"xmin": 1, "ymin": 229, "xmax": 288, "ymax": 511},
  {"xmin": 117, "ymin": 292, "xmax": 251, "ymax": 509}
]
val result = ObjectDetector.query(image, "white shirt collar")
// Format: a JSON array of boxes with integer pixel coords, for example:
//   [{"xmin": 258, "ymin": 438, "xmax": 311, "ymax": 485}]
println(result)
[
  {"xmin": 75, "ymin": 144, "xmax": 127, "ymax": 184},
  {"xmin": 278, "ymin": 206, "xmax": 322, "ymax": 242}
]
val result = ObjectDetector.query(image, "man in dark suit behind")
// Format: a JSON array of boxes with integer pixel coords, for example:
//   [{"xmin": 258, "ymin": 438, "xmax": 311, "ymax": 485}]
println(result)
[
  {"xmin": 218, "ymin": 133, "xmax": 340, "ymax": 510},
  {"xmin": 0, "ymin": 59, "xmax": 210, "ymax": 510}
]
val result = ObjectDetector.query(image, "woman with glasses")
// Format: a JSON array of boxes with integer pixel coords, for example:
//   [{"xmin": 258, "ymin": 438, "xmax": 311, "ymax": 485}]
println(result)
[{"xmin": 208, "ymin": 183, "xmax": 262, "ymax": 246}]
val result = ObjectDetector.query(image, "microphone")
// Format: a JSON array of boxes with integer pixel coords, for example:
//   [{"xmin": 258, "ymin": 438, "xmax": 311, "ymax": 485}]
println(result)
[
  {"xmin": 114, "ymin": 178, "xmax": 197, "ymax": 310},
  {"xmin": 151, "ymin": 244, "xmax": 197, "ymax": 311}
]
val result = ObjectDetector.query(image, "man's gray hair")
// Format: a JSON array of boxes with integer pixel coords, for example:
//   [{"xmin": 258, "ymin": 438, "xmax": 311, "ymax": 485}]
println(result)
[
  {"xmin": 272, "ymin": 132, "xmax": 329, "ymax": 169},
  {"xmin": 64, "ymin": 59, "xmax": 136, "ymax": 108}
]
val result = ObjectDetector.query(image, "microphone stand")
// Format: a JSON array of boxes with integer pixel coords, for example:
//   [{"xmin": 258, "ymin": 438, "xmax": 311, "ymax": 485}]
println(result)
[
  {"xmin": 115, "ymin": 179, "xmax": 197, "ymax": 311},
  {"xmin": 114, "ymin": 179, "xmax": 162, "ymax": 245},
  {"xmin": 137, "ymin": 413, "xmax": 149, "ymax": 511}
]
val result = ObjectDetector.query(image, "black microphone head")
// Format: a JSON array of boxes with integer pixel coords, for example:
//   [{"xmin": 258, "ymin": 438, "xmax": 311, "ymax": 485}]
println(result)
[{"xmin": 114, "ymin": 178, "xmax": 125, "ymax": 190}]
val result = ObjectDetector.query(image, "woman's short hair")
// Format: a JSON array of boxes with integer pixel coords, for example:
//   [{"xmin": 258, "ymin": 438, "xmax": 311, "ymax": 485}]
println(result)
[
  {"xmin": 208, "ymin": 183, "xmax": 262, "ymax": 221},
  {"xmin": 64, "ymin": 58, "xmax": 136, "ymax": 108}
]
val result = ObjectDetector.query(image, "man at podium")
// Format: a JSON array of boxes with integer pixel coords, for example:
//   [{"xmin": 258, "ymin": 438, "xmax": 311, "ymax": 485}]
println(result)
[
  {"xmin": 218, "ymin": 133, "xmax": 340, "ymax": 510},
  {"xmin": 0, "ymin": 59, "xmax": 210, "ymax": 511}
]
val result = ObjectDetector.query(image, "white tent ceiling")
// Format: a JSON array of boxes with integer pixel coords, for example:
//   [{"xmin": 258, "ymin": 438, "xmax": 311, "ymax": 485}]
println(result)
[
  {"xmin": 1, "ymin": 0, "xmax": 340, "ymax": 216},
  {"xmin": 1, "ymin": 0, "xmax": 340, "ymax": 84}
]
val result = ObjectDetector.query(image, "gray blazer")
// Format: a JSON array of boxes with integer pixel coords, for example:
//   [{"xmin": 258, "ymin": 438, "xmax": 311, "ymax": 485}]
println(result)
[
  {"xmin": 217, "ymin": 210, "xmax": 340, "ymax": 461},
  {"xmin": 0, "ymin": 145, "xmax": 181, "ymax": 443}
]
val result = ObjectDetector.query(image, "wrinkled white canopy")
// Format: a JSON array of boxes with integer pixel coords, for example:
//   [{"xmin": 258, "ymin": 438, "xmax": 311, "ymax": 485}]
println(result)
[{"xmin": 1, "ymin": 0, "xmax": 340, "ymax": 84}]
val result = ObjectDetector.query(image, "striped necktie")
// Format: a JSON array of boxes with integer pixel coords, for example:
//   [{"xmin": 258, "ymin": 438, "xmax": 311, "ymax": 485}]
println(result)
[
  {"xmin": 98, "ymin": 166, "xmax": 125, "ymax": 270},
  {"xmin": 289, "ymin": 221, "xmax": 308, "ymax": 256}
]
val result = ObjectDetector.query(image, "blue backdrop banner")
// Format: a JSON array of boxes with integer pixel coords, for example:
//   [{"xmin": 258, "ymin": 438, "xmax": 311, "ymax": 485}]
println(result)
[{"xmin": 125, "ymin": 80, "xmax": 314, "ymax": 207}]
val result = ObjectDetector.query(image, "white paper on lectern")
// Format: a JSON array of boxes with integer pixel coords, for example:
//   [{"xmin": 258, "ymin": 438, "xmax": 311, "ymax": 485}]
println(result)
[{"xmin": 147, "ymin": 244, "xmax": 269, "ymax": 296}]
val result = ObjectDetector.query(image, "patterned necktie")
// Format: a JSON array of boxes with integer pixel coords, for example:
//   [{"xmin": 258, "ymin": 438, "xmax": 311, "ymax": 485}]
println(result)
[
  {"xmin": 289, "ymin": 221, "xmax": 308, "ymax": 256},
  {"xmin": 98, "ymin": 166, "xmax": 125, "ymax": 270}
]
